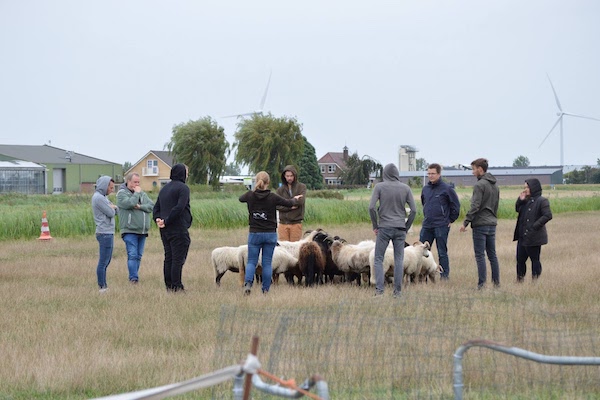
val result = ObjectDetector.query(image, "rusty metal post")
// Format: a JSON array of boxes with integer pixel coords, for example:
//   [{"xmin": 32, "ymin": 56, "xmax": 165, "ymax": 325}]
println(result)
[{"xmin": 242, "ymin": 335, "xmax": 259, "ymax": 400}]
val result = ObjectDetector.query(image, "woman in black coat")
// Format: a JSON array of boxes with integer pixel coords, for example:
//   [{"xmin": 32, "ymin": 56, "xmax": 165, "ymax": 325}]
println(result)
[{"xmin": 513, "ymin": 178, "xmax": 553, "ymax": 281}]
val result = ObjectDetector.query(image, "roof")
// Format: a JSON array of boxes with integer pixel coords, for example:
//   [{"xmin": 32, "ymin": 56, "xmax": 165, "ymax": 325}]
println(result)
[
  {"xmin": 318, "ymin": 152, "xmax": 347, "ymax": 170},
  {"xmin": 0, "ymin": 159, "xmax": 46, "ymax": 170},
  {"xmin": 0, "ymin": 144, "xmax": 120, "ymax": 165},
  {"xmin": 398, "ymin": 166, "xmax": 563, "ymax": 178},
  {"xmin": 127, "ymin": 150, "xmax": 175, "ymax": 175}
]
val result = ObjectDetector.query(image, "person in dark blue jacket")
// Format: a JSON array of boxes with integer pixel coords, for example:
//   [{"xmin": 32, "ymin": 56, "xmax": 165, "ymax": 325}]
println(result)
[
  {"xmin": 153, "ymin": 164, "xmax": 192, "ymax": 292},
  {"xmin": 420, "ymin": 163, "xmax": 460, "ymax": 280},
  {"xmin": 513, "ymin": 178, "xmax": 552, "ymax": 281}
]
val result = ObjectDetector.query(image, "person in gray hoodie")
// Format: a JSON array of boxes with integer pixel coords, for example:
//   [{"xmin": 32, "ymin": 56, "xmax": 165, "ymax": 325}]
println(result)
[
  {"xmin": 369, "ymin": 163, "xmax": 417, "ymax": 298},
  {"xmin": 513, "ymin": 178, "xmax": 552, "ymax": 281},
  {"xmin": 92, "ymin": 175, "xmax": 118, "ymax": 292},
  {"xmin": 460, "ymin": 158, "xmax": 500, "ymax": 289}
]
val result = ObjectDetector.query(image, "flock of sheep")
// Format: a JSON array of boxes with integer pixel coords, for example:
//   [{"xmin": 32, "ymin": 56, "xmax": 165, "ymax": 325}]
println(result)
[{"xmin": 211, "ymin": 229, "xmax": 443, "ymax": 288}]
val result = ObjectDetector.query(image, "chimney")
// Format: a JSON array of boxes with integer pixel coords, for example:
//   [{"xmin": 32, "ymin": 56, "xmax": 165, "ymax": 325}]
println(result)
[{"xmin": 343, "ymin": 146, "xmax": 348, "ymax": 161}]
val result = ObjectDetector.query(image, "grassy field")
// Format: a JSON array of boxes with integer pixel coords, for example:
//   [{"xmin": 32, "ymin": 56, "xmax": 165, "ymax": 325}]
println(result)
[{"xmin": 1, "ymin": 201, "xmax": 600, "ymax": 398}]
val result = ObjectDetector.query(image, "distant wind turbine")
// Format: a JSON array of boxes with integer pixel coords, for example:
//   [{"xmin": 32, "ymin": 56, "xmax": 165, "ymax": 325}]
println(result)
[
  {"xmin": 539, "ymin": 74, "xmax": 600, "ymax": 166},
  {"xmin": 223, "ymin": 71, "xmax": 272, "ymax": 118}
]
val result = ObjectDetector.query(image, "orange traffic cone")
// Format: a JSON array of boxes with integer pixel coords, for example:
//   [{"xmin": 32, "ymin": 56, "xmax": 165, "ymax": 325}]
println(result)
[{"xmin": 38, "ymin": 211, "xmax": 53, "ymax": 240}]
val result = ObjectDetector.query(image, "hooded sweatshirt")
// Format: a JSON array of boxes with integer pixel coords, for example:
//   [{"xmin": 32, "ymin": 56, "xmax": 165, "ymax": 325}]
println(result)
[
  {"xmin": 240, "ymin": 188, "xmax": 298, "ymax": 233},
  {"xmin": 463, "ymin": 172, "xmax": 499, "ymax": 228},
  {"xmin": 275, "ymin": 165, "xmax": 307, "ymax": 224},
  {"xmin": 92, "ymin": 175, "xmax": 117, "ymax": 234},
  {"xmin": 152, "ymin": 164, "xmax": 192, "ymax": 232},
  {"xmin": 513, "ymin": 178, "xmax": 552, "ymax": 245},
  {"xmin": 369, "ymin": 163, "xmax": 416, "ymax": 231}
]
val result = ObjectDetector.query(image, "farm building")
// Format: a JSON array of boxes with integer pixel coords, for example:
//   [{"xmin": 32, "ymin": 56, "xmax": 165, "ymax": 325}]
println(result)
[
  {"xmin": 0, "ymin": 160, "xmax": 46, "ymax": 194},
  {"xmin": 397, "ymin": 166, "xmax": 564, "ymax": 187},
  {"xmin": 0, "ymin": 144, "xmax": 122, "ymax": 194}
]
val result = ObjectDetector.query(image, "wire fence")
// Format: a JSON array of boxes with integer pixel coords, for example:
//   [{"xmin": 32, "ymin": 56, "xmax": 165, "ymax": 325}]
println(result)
[{"xmin": 210, "ymin": 291, "xmax": 600, "ymax": 399}]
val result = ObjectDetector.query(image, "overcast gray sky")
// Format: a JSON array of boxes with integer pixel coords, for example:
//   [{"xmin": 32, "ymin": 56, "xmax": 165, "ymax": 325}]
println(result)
[{"xmin": 1, "ymin": 0, "xmax": 599, "ymax": 170}]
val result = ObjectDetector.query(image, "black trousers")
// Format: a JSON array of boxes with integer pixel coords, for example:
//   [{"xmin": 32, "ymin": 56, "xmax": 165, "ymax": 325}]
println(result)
[
  {"xmin": 160, "ymin": 229, "xmax": 190, "ymax": 290},
  {"xmin": 516, "ymin": 241, "xmax": 542, "ymax": 280}
]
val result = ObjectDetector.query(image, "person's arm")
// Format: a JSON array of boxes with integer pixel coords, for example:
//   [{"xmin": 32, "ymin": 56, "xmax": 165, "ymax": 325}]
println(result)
[
  {"xmin": 463, "ymin": 184, "xmax": 483, "ymax": 228},
  {"xmin": 164, "ymin": 185, "xmax": 190, "ymax": 226},
  {"xmin": 405, "ymin": 191, "xmax": 417, "ymax": 231},
  {"xmin": 368, "ymin": 187, "xmax": 379, "ymax": 231},
  {"xmin": 532, "ymin": 198, "xmax": 552, "ymax": 230},
  {"xmin": 117, "ymin": 189, "xmax": 139, "ymax": 210},
  {"xmin": 139, "ymin": 192, "xmax": 154, "ymax": 213},
  {"xmin": 448, "ymin": 187, "xmax": 460, "ymax": 224}
]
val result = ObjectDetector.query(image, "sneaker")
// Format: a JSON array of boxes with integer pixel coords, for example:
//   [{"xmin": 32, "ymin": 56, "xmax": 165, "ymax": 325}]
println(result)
[
  {"xmin": 243, "ymin": 283, "xmax": 252, "ymax": 296},
  {"xmin": 373, "ymin": 292, "xmax": 384, "ymax": 298},
  {"xmin": 393, "ymin": 292, "xmax": 401, "ymax": 299},
  {"xmin": 99, "ymin": 287, "xmax": 108, "ymax": 294},
  {"xmin": 129, "ymin": 279, "xmax": 138, "ymax": 285}
]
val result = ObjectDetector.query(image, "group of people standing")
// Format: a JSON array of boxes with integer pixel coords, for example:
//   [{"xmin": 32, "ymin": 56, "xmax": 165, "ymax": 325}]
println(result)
[
  {"xmin": 92, "ymin": 158, "xmax": 552, "ymax": 296},
  {"xmin": 369, "ymin": 158, "xmax": 552, "ymax": 297}
]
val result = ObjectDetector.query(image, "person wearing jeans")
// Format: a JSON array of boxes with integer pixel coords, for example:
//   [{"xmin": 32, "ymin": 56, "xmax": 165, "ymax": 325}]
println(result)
[
  {"xmin": 369, "ymin": 163, "xmax": 417, "ymax": 298},
  {"xmin": 460, "ymin": 158, "xmax": 500, "ymax": 289},
  {"xmin": 92, "ymin": 175, "xmax": 118, "ymax": 292},
  {"xmin": 420, "ymin": 163, "xmax": 460, "ymax": 280},
  {"xmin": 117, "ymin": 172, "xmax": 154, "ymax": 283},
  {"xmin": 239, "ymin": 171, "xmax": 301, "ymax": 295}
]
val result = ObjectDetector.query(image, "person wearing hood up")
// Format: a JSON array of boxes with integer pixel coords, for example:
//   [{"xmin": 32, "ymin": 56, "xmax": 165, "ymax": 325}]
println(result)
[
  {"xmin": 239, "ymin": 171, "xmax": 302, "ymax": 295},
  {"xmin": 92, "ymin": 175, "xmax": 118, "ymax": 293},
  {"xmin": 153, "ymin": 164, "xmax": 192, "ymax": 292},
  {"xmin": 276, "ymin": 165, "xmax": 307, "ymax": 242},
  {"xmin": 513, "ymin": 178, "xmax": 552, "ymax": 281},
  {"xmin": 460, "ymin": 158, "xmax": 500, "ymax": 289},
  {"xmin": 369, "ymin": 163, "xmax": 417, "ymax": 298}
]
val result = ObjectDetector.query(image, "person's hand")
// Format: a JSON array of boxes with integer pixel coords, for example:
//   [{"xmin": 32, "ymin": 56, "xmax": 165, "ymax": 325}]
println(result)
[
  {"xmin": 134, "ymin": 186, "xmax": 142, "ymax": 193},
  {"xmin": 155, "ymin": 218, "xmax": 165, "ymax": 228},
  {"xmin": 110, "ymin": 204, "xmax": 118, "ymax": 210},
  {"xmin": 519, "ymin": 191, "xmax": 527, "ymax": 201},
  {"xmin": 459, "ymin": 225, "xmax": 467, "ymax": 233},
  {"xmin": 294, "ymin": 194, "xmax": 303, "ymax": 200},
  {"xmin": 134, "ymin": 204, "xmax": 140, "ymax": 209},
  {"xmin": 373, "ymin": 228, "xmax": 378, "ymax": 235}
]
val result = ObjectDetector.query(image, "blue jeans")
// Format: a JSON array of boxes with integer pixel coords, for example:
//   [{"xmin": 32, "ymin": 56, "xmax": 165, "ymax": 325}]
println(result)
[
  {"xmin": 374, "ymin": 227, "xmax": 407, "ymax": 296},
  {"xmin": 420, "ymin": 225, "xmax": 450, "ymax": 279},
  {"xmin": 472, "ymin": 226, "xmax": 500, "ymax": 287},
  {"xmin": 96, "ymin": 233, "xmax": 114, "ymax": 289},
  {"xmin": 122, "ymin": 233, "xmax": 147, "ymax": 282},
  {"xmin": 245, "ymin": 232, "xmax": 278, "ymax": 293}
]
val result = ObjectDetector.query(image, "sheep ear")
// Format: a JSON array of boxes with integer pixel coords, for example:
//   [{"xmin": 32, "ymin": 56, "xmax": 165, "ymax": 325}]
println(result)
[{"xmin": 425, "ymin": 241, "xmax": 431, "ymax": 249}]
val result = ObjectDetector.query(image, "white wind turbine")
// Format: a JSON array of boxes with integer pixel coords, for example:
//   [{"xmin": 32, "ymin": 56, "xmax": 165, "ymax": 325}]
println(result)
[
  {"xmin": 539, "ymin": 74, "xmax": 600, "ymax": 166},
  {"xmin": 223, "ymin": 71, "xmax": 272, "ymax": 119}
]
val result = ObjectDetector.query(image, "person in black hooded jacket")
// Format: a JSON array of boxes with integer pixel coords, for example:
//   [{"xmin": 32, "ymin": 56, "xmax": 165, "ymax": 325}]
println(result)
[
  {"xmin": 513, "ymin": 178, "xmax": 552, "ymax": 281},
  {"xmin": 153, "ymin": 164, "xmax": 192, "ymax": 292}
]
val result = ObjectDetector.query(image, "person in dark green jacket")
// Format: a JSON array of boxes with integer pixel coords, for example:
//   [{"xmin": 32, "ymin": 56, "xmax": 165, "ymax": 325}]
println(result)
[{"xmin": 117, "ymin": 172, "xmax": 154, "ymax": 284}]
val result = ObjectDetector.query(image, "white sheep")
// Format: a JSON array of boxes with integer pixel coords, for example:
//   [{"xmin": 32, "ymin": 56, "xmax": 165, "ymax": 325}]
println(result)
[
  {"xmin": 403, "ymin": 241, "xmax": 431, "ymax": 283},
  {"xmin": 418, "ymin": 253, "xmax": 443, "ymax": 283},
  {"xmin": 330, "ymin": 240, "xmax": 374, "ymax": 279},
  {"xmin": 212, "ymin": 246, "xmax": 245, "ymax": 286}
]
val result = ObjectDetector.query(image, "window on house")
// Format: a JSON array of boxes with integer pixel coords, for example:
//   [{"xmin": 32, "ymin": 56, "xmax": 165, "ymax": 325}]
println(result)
[
  {"xmin": 320, "ymin": 165, "xmax": 325, "ymax": 173},
  {"xmin": 328, "ymin": 165, "xmax": 336, "ymax": 173}
]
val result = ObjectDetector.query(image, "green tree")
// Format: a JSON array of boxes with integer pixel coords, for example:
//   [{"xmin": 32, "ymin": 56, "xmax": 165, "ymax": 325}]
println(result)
[
  {"xmin": 123, "ymin": 161, "xmax": 132, "ymax": 174},
  {"xmin": 167, "ymin": 117, "xmax": 229, "ymax": 188},
  {"xmin": 233, "ymin": 113, "xmax": 304, "ymax": 188},
  {"xmin": 338, "ymin": 152, "xmax": 382, "ymax": 186},
  {"xmin": 416, "ymin": 158, "xmax": 428, "ymax": 171},
  {"xmin": 513, "ymin": 155, "xmax": 530, "ymax": 167},
  {"xmin": 298, "ymin": 137, "xmax": 324, "ymax": 190},
  {"xmin": 224, "ymin": 162, "xmax": 241, "ymax": 176}
]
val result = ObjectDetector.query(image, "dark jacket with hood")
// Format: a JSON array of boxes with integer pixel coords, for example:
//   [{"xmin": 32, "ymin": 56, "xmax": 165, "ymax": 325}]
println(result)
[
  {"xmin": 275, "ymin": 165, "xmax": 307, "ymax": 224},
  {"xmin": 463, "ymin": 172, "xmax": 499, "ymax": 228},
  {"xmin": 369, "ymin": 163, "xmax": 417, "ymax": 231},
  {"xmin": 421, "ymin": 178, "xmax": 460, "ymax": 228},
  {"xmin": 513, "ymin": 178, "xmax": 552, "ymax": 246},
  {"xmin": 240, "ymin": 188, "xmax": 298, "ymax": 233},
  {"xmin": 152, "ymin": 164, "xmax": 192, "ymax": 232}
]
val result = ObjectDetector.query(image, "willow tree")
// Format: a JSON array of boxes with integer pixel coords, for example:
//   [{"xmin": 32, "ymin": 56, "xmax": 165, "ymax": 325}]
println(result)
[
  {"xmin": 339, "ymin": 152, "xmax": 382, "ymax": 186},
  {"xmin": 167, "ymin": 117, "xmax": 229, "ymax": 188},
  {"xmin": 233, "ymin": 113, "xmax": 304, "ymax": 188}
]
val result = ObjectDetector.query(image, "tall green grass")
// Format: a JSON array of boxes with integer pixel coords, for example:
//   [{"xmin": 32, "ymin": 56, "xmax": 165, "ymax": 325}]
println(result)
[{"xmin": 1, "ymin": 188, "xmax": 599, "ymax": 241}]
